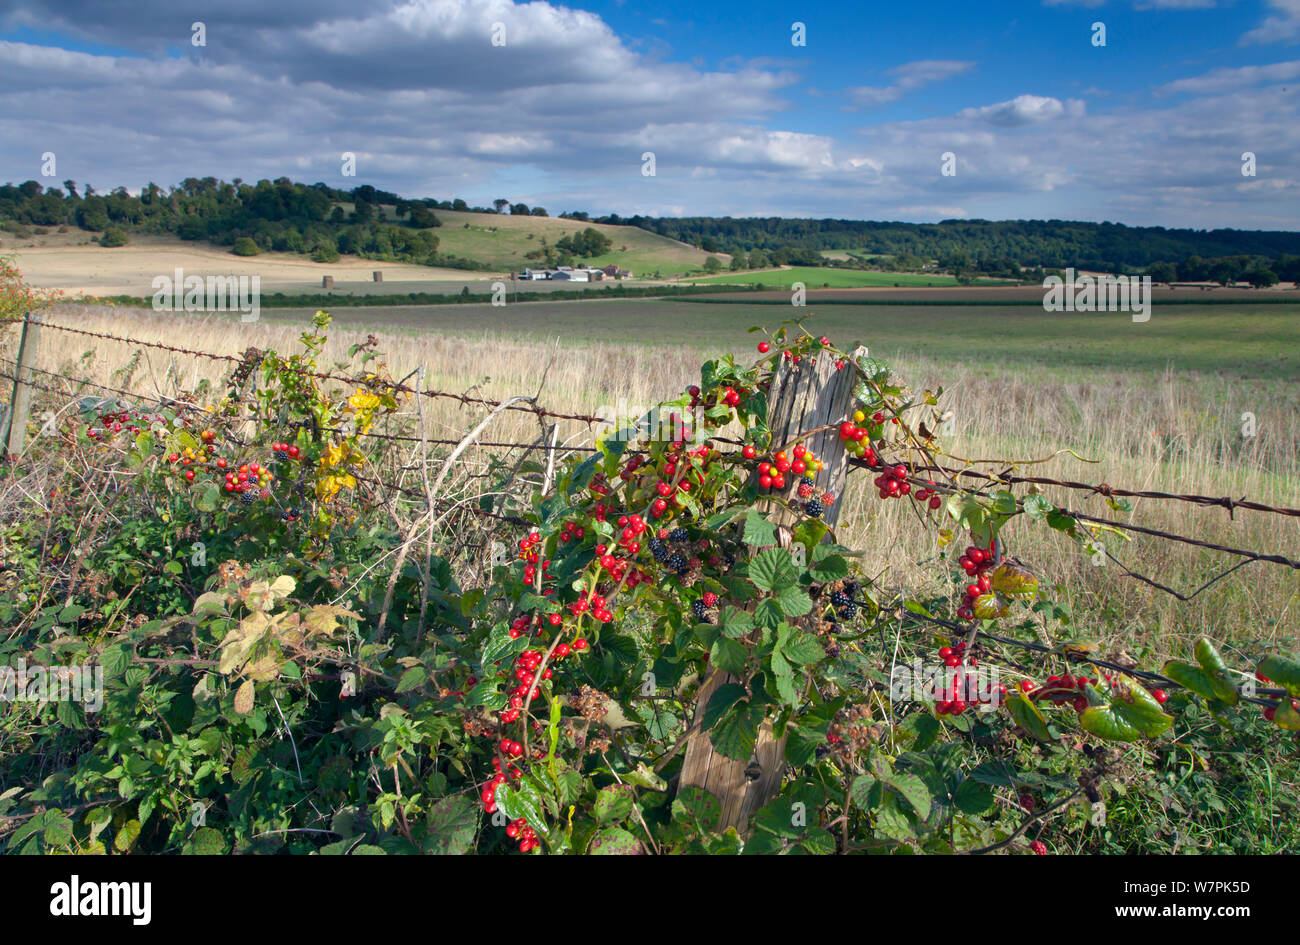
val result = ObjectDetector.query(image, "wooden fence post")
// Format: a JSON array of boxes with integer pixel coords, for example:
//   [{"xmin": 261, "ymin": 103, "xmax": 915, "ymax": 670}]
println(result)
[
  {"xmin": 677, "ymin": 344, "xmax": 865, "ymax": 834},
  {"xmin": 4, "ymin": 312, "xmax": 42, "ymax": 458}
]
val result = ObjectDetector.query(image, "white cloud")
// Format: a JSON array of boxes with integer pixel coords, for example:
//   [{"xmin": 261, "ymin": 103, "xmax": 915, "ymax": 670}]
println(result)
[
  {"xmin": 1240, "ymin": 0, "xmax": 1300, "ymax": 44},
  {"xmin": 957, "ymin": 95, "xmax": 1086, "ymax": 126},
  {"xmin": 846, "ymin": 59, "xmax": 975, "ymax": 107},
  {"xmin": 1157, "ymin": 60, "xmax": 1300, "ymax": 94}
]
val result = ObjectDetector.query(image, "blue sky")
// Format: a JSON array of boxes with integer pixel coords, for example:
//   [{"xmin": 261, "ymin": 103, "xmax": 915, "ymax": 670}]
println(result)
[{"xmin": 0, "ymin": 0, "xmax": 1297, "ymax": 227}]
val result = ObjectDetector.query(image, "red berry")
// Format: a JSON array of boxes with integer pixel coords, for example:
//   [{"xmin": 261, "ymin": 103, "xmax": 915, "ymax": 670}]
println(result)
[
  {"xmin": 758, "ymin": 341, "xmax": 770, "ymax": 353},
  {"xmin": 1151, "ymin": 688, "xmax": 1168, "ymax": 704}
]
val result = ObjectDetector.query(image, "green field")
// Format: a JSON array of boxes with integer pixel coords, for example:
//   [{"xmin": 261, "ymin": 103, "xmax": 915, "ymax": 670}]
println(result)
[
  {"xmin": 258, "ymin": 299, "xmax": 1300, "ymax": 380},
  {"xmin": 684, "ymin": 266, "xmax": 996, "ymax": 288},
  {"xmin": 363, "ymin": 206, "xmax": 719, "ymax": 275}
]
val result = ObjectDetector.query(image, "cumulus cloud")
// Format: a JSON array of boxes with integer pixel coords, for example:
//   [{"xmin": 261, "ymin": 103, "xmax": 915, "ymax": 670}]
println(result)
[
  {"xmin": 0, "ymin": 0, "xmax": 1295, "ymax": 226},
  {"xmin": 957, "ymin": 95, "xmax": 1086, "ymax": 126}
]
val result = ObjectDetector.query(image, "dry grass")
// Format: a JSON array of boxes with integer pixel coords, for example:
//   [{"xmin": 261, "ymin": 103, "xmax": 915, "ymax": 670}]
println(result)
[{"xmin": 8, "ymin": 302, "xmax": 1298, "ymax": 661}]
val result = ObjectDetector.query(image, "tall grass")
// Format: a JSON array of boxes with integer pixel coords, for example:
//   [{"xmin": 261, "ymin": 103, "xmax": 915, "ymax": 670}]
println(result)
[{"xmin": 10, "ymin": 302, "xmax": 1299, "ymax": 660}]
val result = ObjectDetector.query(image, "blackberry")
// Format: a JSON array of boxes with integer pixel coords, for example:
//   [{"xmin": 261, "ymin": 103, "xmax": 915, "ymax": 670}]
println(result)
[
  {"xmin": 239, "ymin": 488, "xmax": 258, "ymax": 506},
  {"xmin": 837, "ymin": 601, "xmax": 858, "ymax": 620},
  {"xmin": 796, "ymin": 477, "xmax": 815, "ymax": 499},
  {"xmin": 670, "ymin": 528, "xmax": 689, "ymax": 542},
  {"xmin": 830, "ymin": 589, "xmax": 851, "ymax": 608},
  {"xmin": 690, "ymin": 599, "xmax": 710, "ymax": 623},
  {"xmin": 648, "ymin": 538, "xmax": 668, "ymax": 562},
  {"xmin": 668, "ymin": 553, "xmax": 688, "ymax": 574},
  {"xmin": 804, "ymin": 499, "xmax": 824, "ymax": 518},
  {"xmin": 724, "ymin": 552, "xmax": 736, "ymax": 568},
  {"xmin": 273, "ymin": 449, "xmax": 289, "ymax": 461}
]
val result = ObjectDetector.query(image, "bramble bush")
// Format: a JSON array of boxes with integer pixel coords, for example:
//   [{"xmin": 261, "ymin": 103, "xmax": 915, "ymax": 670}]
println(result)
[{"xmin": 0, "ymin": 313, "xmax": 1296, "ymax": 855}]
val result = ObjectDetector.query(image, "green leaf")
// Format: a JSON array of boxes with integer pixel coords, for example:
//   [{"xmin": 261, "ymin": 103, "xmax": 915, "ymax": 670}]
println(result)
[
  {"xmin": 423, "ymin": 796, "xmax": 477, "ymax": 855},
  {"xmin": 769, "ymin": 649, "xmax": 799, "ymax": 705},
  {"xmin": 594, "ymin": 784, "xmax": 636, "ymax": 825},
  {"xmin": 989, "ymin": 562, "xmax": 1038, "ymax": 599},
  {"xmin": 849, "ymin": 774, "xmax": 880, "ymax": 810},
  {"xmin": 184, "ymin": 826, "xmax": 227, "ymax": 855},
  {"xmin": 588, "ymin": 826, "xmax": 645, "ymax": 854},
  {"xmin": 710, "ymin": 638, "xmax": 749, "ymax": 676},
  {"xmin": 749, "ymin": 548, "xmax": 797, "ymax": 593},
  {"xmin": 672, "ymin": 786, "xmax": 722, "ymax": 827},
  {"xmin": 481, "ymin": 622, "xmax": 527, "ymax": 667},
  {"xmin": 1193, "ymin": 638, "xmax": 1238, "ymax": 705},
  {"xmin": 1022, "ymin": 494, "xmax": 1053, "ymax": 520},
  {"xmin": 774, "ymin": 585, "xmax": 813, "ymax": 617},
  {"xmin": 780, "ymin": 631, "xmax": 825, "ymax": 665},
  {"xmin": 114, "ymin": 819, "xmax": 142, "ymax": 852},
  {"xmin": 1081, "ymin": 676, "xmax": 1173, "ymax": 741},
  {"xmin": 464, "ymin": 677, "xmax": 507, "ymax": 711},
  {"xmin": 1162, "ymin": 660, "xmax": 1230, "ymax": 705},
  {"xmin": 718, "ymin": 607, "xmax": 756, "ymax": 640},
  {"xmin": 1260, "ymin": 654, "xmax": 1300, "ymax": 696},
  {"xmin": 495, "ymin": 780, "xmax": 550, "ymax": 841},
  {"xmin": 701, "ymin": 683, "xmax": 746, "ymax": 732},
  {"xmin": 954, "ymin": 779, "xmax": 995, "ymax": 815},
  {"xmin": 395, "ymin": 666, "xmax": 427, "ymax": 693},
  {"xmin": 1006, "ymin": 693, "xmax": 1053, "ymax": 742},
  {"xmin": 711, "ymin": 700, "xmax": 765, "ymax": 761},
  {"xmin": 882, "ymin": 772, "xmax": 931, "ymax": 820},
  {"xmin": 42, "ymin": 810, "xmax": 73, "ymax": 847},
  {"xmin": 742, "ymin": 510, "xmax": 777, "ymax": 548}
]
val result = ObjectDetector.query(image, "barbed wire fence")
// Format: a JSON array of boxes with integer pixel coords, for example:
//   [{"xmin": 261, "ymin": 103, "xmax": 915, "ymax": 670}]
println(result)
[{"xmin": 3, "ymin": 311, "xmax": 1298, "ymax": 667}]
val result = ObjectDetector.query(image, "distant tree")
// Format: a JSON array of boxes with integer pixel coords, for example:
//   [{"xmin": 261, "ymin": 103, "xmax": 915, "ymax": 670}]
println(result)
[
  {"xmin": 530, "ymin": 207, "xmax": 548, "ymax": 217},
  {"xmin": 1146, "ymin": 261, "xmax": 1177, "ymax": 284},
  {"xmin": 350, "ymin": 201, "xmax": 374, "ymax": 224},
  {"xmin": 232, "ymin": 236, "xmax": 260, "ymax": 256},
  {"xmin": 329, "ymin": 206, "xmax": 346, "ymax": 224},
  {"xmin": 1246, "ymin": 268, "xmax": 1278, "ymax": 288},
  {"xmin": 729, "ymin": 254, "xmax": 744, "ymax": 271},
  {"xmin": 1178, "ymin": 255, "xmax": 1208, "ymax": 282},
  {"xmin": 408, "ymin": 205, "xmax": 440, "ymax": 229},
  {"xmin": 494, "ymin": 198, "xmax": 509, "ymax": 213},
  {"xmin": 452, "ymin": 198, "xmax": 468, "ymax": 211},
  {"xmin": 510, "ymin": 203, "xmax": 530, "ymax": 216},
  {"xmin": 702, "ymin": 256, "xmax": 722, "ymax": 273},
  {"xmin": 1210, "ymin": 260, "xmax": 1240, "ymax": 286},
  {"xmin": 99, "ymin": 227, "xmax": 128, "ymax": 247},
  {"xmin": 748, "ymin": 249, "xmax": 769, "ymax": 269}
]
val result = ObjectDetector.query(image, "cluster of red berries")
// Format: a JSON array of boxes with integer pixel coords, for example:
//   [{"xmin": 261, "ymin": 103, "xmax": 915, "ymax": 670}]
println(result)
[
  {"xmin": 955, "ymin": 543, "xmax": 999, "ymax": 620},
  {"xmin": 750, "ymin": 444, "xmax": 822, "ymax": 491},
  {"xmin": 757, "ymin": 337, "xmax": 848, "ymax": 370},
  {"xmin": 84, "ymin": 409, "xmax": 164, "ymax": 440},
  {"xmin": 505, "ymin": 818, "xmax": 539, "ymax": 852},
  {"xmin": 932, "ymin": 642, "xmax": 1008, "ymax": 715},
  {"xmin": 913, "ymin": 483, "xmax": 944, "ymax": 511},
  {"xmin": 271, "ymin": 441, "xmax": 301, "ymax": 461},
  {"xmin": 872, "ymin": 464, "xmax": 912, "ymax": 500}
]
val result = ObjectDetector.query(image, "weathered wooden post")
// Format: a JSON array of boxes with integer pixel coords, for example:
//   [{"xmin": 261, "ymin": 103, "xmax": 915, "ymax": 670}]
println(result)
[
  {"xmin": 677, "ymin": 344, "xmax": 864, "ymax": 833},
  {"xmin": 322, "ymin": 276, "xmax": 334, "ymax": 289},
  {"xmin": 373, "ymin": 270, "xmax": 383, "ymax": 283},
  {"xmin": 4, "ymin": 311, "xmax": 42, "ymax": 457}
]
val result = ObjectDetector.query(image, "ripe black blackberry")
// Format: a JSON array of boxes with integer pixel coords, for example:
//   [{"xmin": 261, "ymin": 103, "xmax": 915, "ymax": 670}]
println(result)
[
  {"xmin": 670, "ymin": 527, "xmax": 689, "ymax": 542},
  {"xmin": 273, "ymin": 449, "xmax": 289, "ymax": 461},
  {"xmin": 239, "ymin": 488, "xmax": 258, "ymax": 506},
  {"xmin": 837, "ymin": 601, "xmax": 857, "ymax": 620},
  {"xmin": 668, "ymin": 553, "xmax": 688, "ymax": 573},
  {"xmin": 804, "ymin": 499, "xmax": 823, "ymax": 518},
  {"xmin": 648, "ymin": 538, "xmax": 668, "ymax": 562},
  {"xmin": 830, "ymin": 589, "xmax": 850, "ymax": 609},
  {"xmin": 690, "ymin": 599, "xmax": 710, "ymax": 623}
]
